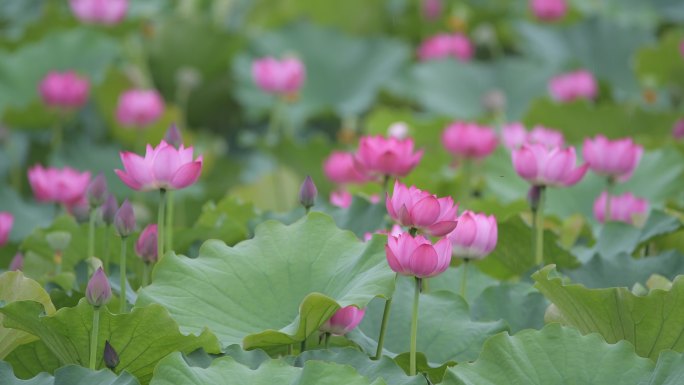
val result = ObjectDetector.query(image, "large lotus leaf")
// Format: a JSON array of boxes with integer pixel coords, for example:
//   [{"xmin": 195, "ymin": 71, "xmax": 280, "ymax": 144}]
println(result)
[
  {"xmin": 470, "ymin": 282, "xmax": 547, "ymax": 333},
  {"xmin": 349, "ymin": 276, "xmax": 507, "ymax": 365},
  {"xmin": 443, "ymin": 324, "xmax": 682, "ymax": 385},
  {"xmin": 428, "ymin": 265, "xmax": 499, "ymax": 304},
  {"xmin": 534, "ymin": 265, "xmax": 684, "ymax": 360},
  {"xmin": 635, "ymin": 30, "xmax": 684, "ymax": 89},
  {"xmin": 0, "ymin": 300, "xmax": 220, "ymax": 383},
  {"xmin": 0, "ymin": 360, "xmax": 140, "ymax": 385},
  {"xmin": 136, "ymin": 212, "xmax": 396, "ymax": 349},
  {"xmin": 150, "ymin": 352, "xmax": 386, "ymax": 385},
  {"xmin": 0, "ymin": 272, "xmax": 55, "ymax": 359},
  {"xmin": 4, "ymin": 339, "xmax": 61, "ymax": 379},
  {"xmin": 19, "ymin": 215, "xmax": 87, "ymax": 276}
]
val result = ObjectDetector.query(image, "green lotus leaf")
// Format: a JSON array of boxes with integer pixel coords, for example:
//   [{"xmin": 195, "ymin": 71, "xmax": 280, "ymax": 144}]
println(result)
[
  {"xmin": 136, "ymin": 212, "xmax": 396, "ymax": 350},
  {"xmin": 0, "ymin": 360, "xmax": 140, "ymax": 385},
  {"xmin": 470, "ymin": 282, "xmax": 547, "ymax": 333},
  {"xmin": 4, "ymin": 339, "xmax": 60, "ymax": 379},
  {"xmin": 534, "ymin": 265, "xmax": 684, "ymax": 359},
  {"xmin": 0, "ymin": 272, "xmax": 55, "ymax": 359},
  {"xmin": 0, "ymin": 300, "xmax": 220, "ymax": 384}
]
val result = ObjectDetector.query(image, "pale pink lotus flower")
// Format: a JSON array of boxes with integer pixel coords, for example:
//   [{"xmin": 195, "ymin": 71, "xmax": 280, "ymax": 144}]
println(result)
[
  {"xmin": 252, "ymin": 56, "xmax": 305, "ymax": 96},
  {"xmin": 593, "ymin": 192, "xmax": 649, "ymax": 225},
  {"xmin": 320, "ymin": 306, "xmax": 366, "ymax": 336},
  {"xmin": 0, "ymin": 212, "xmax": 13, "ymax": 246},
  {"xmin": 447, "ymin": 211, "xmax": 497, "ymax": 260},
  {"xmin": 417, "ymin": 33, "xmax": 474, "ymax": 61},
  {"xmin": 502, "ymin": 123, "xmax": 564, "ymax": 149},
  {"xmin": 115, "ymin": 89, "xmax": 165, "ymax": 128},
  {"xmin": 386, "ymin": 232, "xmax": 452, "ymax": 278},
  {"xmin": 582, "ymin": 135, "xmax": 643, "ymax": 182},
  {"xmin": 330, "ymin": 190, "xmax": 353, "ymax": 209},
  {"xmin": 323, "ymin": 152, "xmax": 370, "ymax": 184},
  {"xmin": 354, "ymin": 135, "xmax": 423, "ymax": 178},
  {"xmin": 86, "ymin": 267, "xmax": 112, "ymax": 307},
  {"xmin": 549, "ymin": 70, "xmax": 598, "ymax": 102},
  {"xmin": 386, "ymin": 180, "xmax": 458, "ymax": 237},
  {"xmin": 69, "ymin": 0, "xmax": 128, "ymax": 25},
  {"xmin": 530, "ymin": 0, "xmax": 567, "ymax": 21},
  {"xmin": 28, "ymin": 165, "xmax": 91, "ymax": 206},
  {"xmin": 511, "ymin": 143, "xmax": 588, "ymax": 187},
  {"xmin": 115, "ymin": 140, "xmax": 202, "ymax": 191},
  {"xmin": 38, "ymin": 71, "xmax": 90, "ymax": 110},
  {"xmin": 421, "ymin": 0, "xmax": 443, "ymax": 20},
  {"xmin": 442, "ymin": 122, "xmax": 498, "ymax": 159},
  {"xmin": 673, "ymin": 119, "xmax": 684, "ymax": 140},
  {"xmin": 135, "ymin": 224, "xmax": 158, "ymax": 264}
]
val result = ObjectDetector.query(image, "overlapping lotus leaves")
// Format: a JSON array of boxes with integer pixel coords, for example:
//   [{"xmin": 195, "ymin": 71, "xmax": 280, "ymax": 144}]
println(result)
[
  {"xmin": 136, "ymin": 212, "xmax": 396, "ymax": 350},
  {"xmin": 534, "ymin": 265, "xmax": 684, "ymax": 359},
  {"xmin": 0, "ymin": 360, "xmax": 140, "ymax": 385}
]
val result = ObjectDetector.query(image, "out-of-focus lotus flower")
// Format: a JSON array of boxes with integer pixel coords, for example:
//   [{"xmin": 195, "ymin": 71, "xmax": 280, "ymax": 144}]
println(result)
[
  {"xmin": 9, "ymin": 253, "xmax": 23, "ymax": 271},
  {"xmin": 594, "ymin": 191, "xmax": 649, "ymax": 225},
  {"xmin": 549, "ymin": 70, "xmax": 598, "ymax": 102},
  {"xmin": 38, "ymin": 71, "xmax": 90, "ymax": 110},
  {"xmin": 355, "ymin": 135, "xmax": 423, "ymax": 178},
  {"xmin": 530, "ymin": 0, "xmax": 567, "ymax": 21},
  {"xmin": 330, "ymin": 190, "xmax": 352, "ymax": 209},
  {"xmin": 115, "ymin": 89, "xmax": 165, "ymax": 128},
  {"xmin": 386, "ymin": 180, "xmax": 458, "ymax": 236},
  {"xmin": 135, "ymin": 224, "xmax": 158, "ymax": 264},
  {"xmin": 320, "ymin": 306, "xmax": 366, "ymax": 336},
  {"xmin": 386, "ymin": 232, "xmax": 452, "ymax": 278},
  {"xmin": 323, "ymin": 152, "xmax": 370, "ymax": 185},
  {"xmin": 447, "ymin": 211, "xmax": 497, "ymax": 260},
  {"xmin": 114, "ymin": 199, "xmax": 135, "ymax": 238},
  {"xmin": 388, "ymin": 122, "xmax": 409, "ymax": 139},
  {"xmin": 101, "ymin": 194, "xmax": 118, "ymax": 225},
  {"xmin": 512, "ymin": 143, "xmax": 588, "ymax": 187},
  {"xmin": 86, "ymin": 267, "xmax": 112, "ymax": 307},
  {"xmin": 87, "ymin": 173, "xmax": 108, "ymax": 208},
  {"xmin": 482, "ymin": 89, "xmax": 507, "ymax": 114},
  {"xmin": 28, "ymin": 165, "xmax": 91, "ymax": 206},
  {"xmin": 115, "ymin": 141, "xmax": 202, "ymax": 192},
  {"xmin": 421, "ymin": 0, "xmax": 443, "ymax": 20},
  {"xmin": 299, "ymin": 176, "xmax": 318, "ymax": 210},
  {"xmin": 364, "ymin": 224, "xmax": 403, "ymax": 242},
  {"xmin": 582, "ymin": 135, "xmax": 643, "ymax": 182},
  {"xmin": 442, "ymin": 122, "xmax": 498, "ymax": 159},
  {"xmin": 0, "ymin": 212, "xmax": 13, "ymax": 247},
  {"xmin": 673, "ymin": 119, "xmax": 684, "ymax": 140},
  {"xmin": 252, "ymin": 56, "xmax": 305, "ymax": 96},
  {"xmin": 502, "ymin": 123, "xmax": 565, "ymax": 150},
  {"xmin": 164, "ymin": 124, "xmax": 183, "ymax": 148},
  {"xmin": 417, "ymin": 33, "xmax": 474, "ymax": 61},
  {"xmin": 69, "ymin": 0, "xmax": 128, "ymax": 25}
]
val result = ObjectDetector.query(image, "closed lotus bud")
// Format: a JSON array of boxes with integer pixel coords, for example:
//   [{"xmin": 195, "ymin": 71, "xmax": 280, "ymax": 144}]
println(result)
[
  {"xmin": 114, "ymin": 199, "xmax": 135, "ymax": 237},
  {"xmin": 103, "ymin": 340, "xmax": 119, "ymax": 370},
  {"xmin": 101, "ymin": 194, "xmax": 118, "ymax": 225},
  {"xmin": 0, "ymin": 212, "xmax": 13, "ymax": 247},
  {"xmin": 164, "ymin": 123, "xmax": 183, "ymax": 148},
  {"xmin": 87, "ymin": 173, "xmax": 108, "ymax": 208},
  {"xmin": 70, "ymin": 199, "xmax": 91, "ymax": 224},
  {"xmin": 9, "ymin": 252, "xmax": 23, "ymax": 271},
  {"xmin": 320, "ymin": 306, "xmax": 366, "ymax": 336},
  {"xmin": 299, "ymin": 176, "xmax": 318, "ymax": 210},
  {"xmin": 46, "ymin": 231, "xmax": 72, "ymax": 253},
  {"xmin": 86, "ymin": 267, "xmax": 111, "ymax": 308},
  {"xmin": 135, "ymin": 224, "xmax": 158, "ymax": 263}
]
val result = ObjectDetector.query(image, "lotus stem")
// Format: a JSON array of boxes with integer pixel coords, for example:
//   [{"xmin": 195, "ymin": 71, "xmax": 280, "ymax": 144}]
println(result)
[
  {"xmin": 158, "ymin": 189, "xmax": 167, "ymax": 261},
  {"xmin": 119, "ymin": 237, "xmax": 128, "ymax": 313},
  {"xmin": 165, "ymin": 190, "xmax": 174, "ymax": 252},
  {"xmin": 89, "ymin": 307, "xmax": 101, "ymax": 370},
  {"xmin": 102, "ymin": 225, "xmax": 110, "ymax": 273},
  {"xmin": 605, "ymin": 178, "xmax": 614, "ymax": 224},
  {"xmin": 88, "ymin": 209, "xmax": 97, "ymax": 259},
  {"xmin": 374, "ymin": 297, "xmax": 392, "ymax": 360},
  {"xmin": 533, "ymin": 186, "xmax": 546, "ymax": 267},
  {"xmin": 410, "ymin": 277, "xmax": 421, "ymax": 376},
  {"xmin": 460, "ymin": 259, "xmax": 469, "ymax": 298}
]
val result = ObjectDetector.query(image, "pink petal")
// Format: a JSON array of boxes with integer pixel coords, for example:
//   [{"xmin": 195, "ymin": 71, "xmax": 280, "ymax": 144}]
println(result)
[
  {"xmin": 411, "ymin": 196, "xmax": 441, "ymax": 227},
  {"xmin": 170, "ymin": 161, "xmax": 202, "ymax": 190}
]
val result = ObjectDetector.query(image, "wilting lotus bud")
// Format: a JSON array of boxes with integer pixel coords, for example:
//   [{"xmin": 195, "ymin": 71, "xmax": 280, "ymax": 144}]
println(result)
[
  {"xmin": 9, "ymin": 253, "xmax": 23, "ymax": 271},
  {"xmin": 86, "ymin": 267, "xmax": 111, "ymax": 308},
  {"xmin": 87, "ymin": 173, "xmax": 108, "ymax": 208},
  {"xmin": 103, "ymin": 340, "xmax": 119, "ymax": 370},
  {"xmin": 114, "ymin": 199, "xmax": 135, "ymax": 237},
  {"xmin": 46, "ymin": 231, "xmax": 72, "ymax": 253},
  {"xmin": 299, "ymin": 176, "xmax": 318, "ymax": 210},
  {"xmin": 101, "ymin": 194, "xmax": 118, "ymax": 225},
  {"xmin": 163, "ymin": 123, "xmax": 183, "ymax": 148},
  {"xmin": 135, "ymin": 224, "xmax": 158, "ymax": 263}
]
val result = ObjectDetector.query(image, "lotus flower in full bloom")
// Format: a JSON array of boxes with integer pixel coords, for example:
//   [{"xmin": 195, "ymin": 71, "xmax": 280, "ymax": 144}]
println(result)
[
  {"xmin": 323, "ymin": 151, "xmax": 370, "ymax": 184},
  {"xmin": 529, "ymin": 0, "xmax": 567, "ymax": 21},
  {"xmin": 512, "ymin": 143, "xmax": 588, "ymax": 187},
  {"xmin": 252, "ymin": 56, "xmax": 305, "ymax": 96},
  {"xmin": 69, "ymin": 0, "xmax": 128, "ymax": 25},
  {"xmin": 115, "ymin": 141, "xmax": 202, "ymax": 192},
  {"xmin": 38, "ymin": 71, "xmax": 90, "ymax": 110},
  {"xmin": 447, "ymin": 211, "xmax": 498, "ymax": 260},
  {"xmin": 386, "ymin": 180, "xmax": 458, "ymax": 236},
  {"xmin": 417, "ymin": 33, "xmax": 474, "ymax": 61},
  {"xmin": 319, "ymin": 306, "xmax": 366, "ymax": 336},
  {"xmin": 594, "ymin": 192, "xmax": 649, "ymax": 225},
  {"xmin": 386, "ymin": 232, "xmax": 452, "ymax": 278},
  {"xmin": 582, "ymin": 135, "xmax": 643, "ymax": 182},
  {"xmin": 442, "ymin": 122, "xmax": 498, "ymax": 159},
  {"xmin": 115, "ymin": 89, "xmax": 165, "ymax": 128},
  {"xmin": 28, "ymin": 165, "xmax": 91, "ymax": 206},
  {"xmin": 0, "ymin": 212, "xmax": 13, "ymax": 247},
  {"xmin": 354, "ymin": 135, "xmax": 423, "ymax": 178},
  {"xmin": 502, "ymin": 123, "xmax": 565, "ymax": 150},
  {"xmin": 549, "ymin": 70, "xmax": 598, "ymax": 102}
]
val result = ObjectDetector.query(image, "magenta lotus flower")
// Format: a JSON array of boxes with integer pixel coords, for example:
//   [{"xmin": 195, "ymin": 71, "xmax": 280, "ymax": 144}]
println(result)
[
  {"xmin": 28, "ymin": 165, "xmax": 91, "ymax": 206},
  {"xmin": 115, "ymin": 89, "xmax": 165, "ymax": 128},
  {"xmin": 323, "ymin": 152, "xmax": 370, "ymax": 184},
  {"xmin": 447, "ymin": 211, "xmax": 498, "ymax": 260},
  {"xmin": 38, "ymin": 71, "xmax": 90, "ymax": 110},
  {"xmin": 69, "ymin": 0, "xmax": 127, "ymax": 25},
  {"xmin": 86, "ymin": 267, "xmax": 112, "ymax": 308},
  {"xmin": 594, "ymin": 192, "xmax": 649, "ymax": 225},
  {"xmin": 330, "ymin": 190, "xmax": 353, "ymax": 209},
  {"xmin": 549, "ymin": 70, "xmax": 598, "ymax": 102},
  {"xmin": 386, "ymin": 180, "xmax": 458, "ymax": 236},
  {"xmin": 582, "ymin": 135, "xmax": 643, "ymax": 182},
  {"xmin": 386, "ymin": 232, "xmax": 452, "ymax": 278},
  {"xmin": 115, "ymin": 141, "xmax": 202, "ymax": 191},
  {"xmin": 354, "ymin": 135, "xmax": 423, "ymax": 178},
  {"xmin": 512, "ymin": 143, "xmax": 588, "ymax": 187},
  {"xmin": 530, "ymin": 0, "xmax": 567, "ymax": 21},
  {"xmin": 442, "ymin": 122, "xmax": 498, "ymax": 159},
  {"xmin": 252, "ymin": 56, "xmax": 305, "ymax": 96},
  {"xmin": 418, "ymin": 33, "xmax": 473, "ymax": 61},
  {"xmin": 320, "ymin": 306, "xmax": 366, "ymax": 336},
  {"xmin": 421, "ymin": 0, "xmax": 443, "ymax": 20},
  {"xmin": 0, "ymin": 212, "xmax": 13, "ymax": 247},
  {"xmin": 673, "ymin": 119, "xmax": 684, "ymax": 140},
  {"xmin": 502, "ymin": 123, "xmax": 565, "ymax": 150},
  {"xmin": 135, "ymin": 224, "xmax": 158, "ymax": 263}
]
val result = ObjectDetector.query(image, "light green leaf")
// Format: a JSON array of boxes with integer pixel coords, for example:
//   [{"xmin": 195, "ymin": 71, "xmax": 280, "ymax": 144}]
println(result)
[
  {"xmin": 0, "ymin": 360, "xmax": 140, "ymax": 385},
  {"xmin": 470, "ymin": 282, "xmax": 547, "ymax": 333}
]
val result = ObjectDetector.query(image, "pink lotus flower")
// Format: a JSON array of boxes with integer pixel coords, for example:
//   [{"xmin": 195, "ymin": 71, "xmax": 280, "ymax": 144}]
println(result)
[
  {"xmin": 386, "ymin": 232, "xmax": 452, "ymax": 278},
  {"xmin": 252, "ymin": 57, "xmax": 305, "ymax": 96},
  {"xmin": 86, "ymin": 267, "xmax": 112, "ymax": 308},
  {"xmin": 442, "ymin": 122, "xmax": 498, "ymax": 159},
  {"xmin": 330, "ymin": 190, "xmax": 353, "ymax": 209},
  {"xmin": 421, "ymin": 0, "xmax": 443, "ymax": 20},
  {"xmin": 323, "ymin": 152, "xmax": 370, "ymax": 184},
  {"xmin": 136, "ymin": 224, "xmax": 158, "ymax": 263},
  {"xmin": 447, "ymin": 211, "xmax": 497, "ymax": 260},
  {"xmin": 582, "ymin": 135, "xmax": 643, "ymax": 182},
  {"xmin": 38, "ymin": 71, "xmax": 90, "ymax": 110},
  {"xmin": 418, "ymin": 33, "xmax": 474, "ymax": 62},
  {"xmin": 319, "ymin": 306, "xmax": 366, "ymax": 336},
  {"xmin": 28, "ymin": 165, "xmax": 91, "ymax": 206},
  {"xmin": 115, "ymin": 89, "xmax": 165, "ymax": 128},
  {"xmin": 511, "ymin": 143, "xmax": 588, "ymax": 187},
  {"xmin": 594, "ymin": 192, "xmax": 649, "ymax": 225},
  {"xmin": 502, "ymin": 123, "xmax": 565, "ymax": 150},
  {"xmin": 115, "ymin": 140, "xmax": 202, "ymax": 192},
  {"xmin": 354, "ymin": 135, "xmax": 423, "ymax": 178},
  {"xmin": 530, "ymin": 0, "xmax": 567, "ymax": 21},
  {"xmin": 386, "ymin": 180, "xmax": 458, "ymax": 236},
  {"xmin": 549, "ymin": 70, "xmax": 598, "ymax": 102},
  {"xmin": 673, "ymin": 119, "xmax": 684, "ymax": 140},
  {"xmin": 364, "ymin": 224, "xmax": 403, "ymax": 242},
  {"xmin": 0, "ymin": 212, "xmax": 13, "ymax": 246},
  {"xmin": 69, "ymin": 0, "xmax": 128, "ymax": 25}
]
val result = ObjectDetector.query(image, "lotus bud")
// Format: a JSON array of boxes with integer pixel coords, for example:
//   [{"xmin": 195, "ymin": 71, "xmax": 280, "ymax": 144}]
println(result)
[
  {"xmin": 86, "ymin": 267, "xmax": 111, "ymax": 308},
  {"xmin": 101, "ymin": 194, "xmax": 118, "ymax": 225},
  {"xmin": 87, "ymin": 173, "xmax": 108, "ymax": 208},
  {"xmin": 299, "ymin": 176, "xmax": 318, "ymax": 210},
  {"xmin": 320, "ymin": 306, "xmax": 366, "ymax": 336},
  {"xmin": 114, "ymin": 199, "xmax": 135, "ymax": 238},
  {"xmin": 9, "ymin": 252, "xmax": 23, "ymax": 271},
  {"xmin": 164, "ymin": 123, "xmax": 183, "ymax": 148},
  {"xmin": 135, "ymin": 224, "xmax": 158, "ymax": 263},
  {"xmin": 103, "ymin": 340, "xmax": 119, "ymax": 370}
]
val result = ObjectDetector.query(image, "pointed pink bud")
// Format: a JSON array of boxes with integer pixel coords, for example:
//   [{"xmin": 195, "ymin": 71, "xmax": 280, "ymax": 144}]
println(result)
[
  {"xmin": 114, "ymin": 199, "xmax": 135, "ymax": 237},
  {"xmin": 86, "ymin": 267, "xmax": 112, "ymax": 308},
  {"xmin": 0, "ymin": 212, "xmax": 14, "ymax": 247},
  {"xmin": 9, "ymin": 252, "xmax": 23, "ymax": 271},
  {"xmin": 101, "ymin": 194, "xmax": 118, "ymax": 225},
  {"xmin": 87, "ymin": 173, "xmax": 108, "ymax": 208},
  {"xmin": 299, "ymin": 176, "xmax": 318, "ymax": 210},
  {"xmin": 164, "ymin": 123, "xmax": 183, "ymax": 148},
  {"xmin": 320, "ymin": 306, "xmax": 366, "ymax": 336},
  {"xmin": 135, "ymin": 224, "xmax": 158, "ymax": 263}
]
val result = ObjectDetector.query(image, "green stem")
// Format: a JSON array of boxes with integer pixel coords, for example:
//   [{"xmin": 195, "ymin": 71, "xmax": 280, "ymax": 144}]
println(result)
[
  {"xmin": 89, "ymin": 307, "xmax": 101, "ymax": 370},
  {"xmin": 324, "ymin": 332, "xmax": 330, "ymax": 349},
  {"xmin": 51, "ymin": 119, "xmax": 63, "ymax": 154},
  {"xmin": 382, "ymin": 174, "xmax": 390, "ymax": 194},
  {"xmin": 460, "ymin": 158, "xmax": 472, "ymax": 204},
  {"xmin": 102, "ymin": 225, "xmax": 110, "ymax": 273},
  {"xmin": 267, "ymin": 100, "xmax": 283, "ymax": 144},
  {"xmin": 604, "ymin": 178, "xmax": 614, "ymax": 223},
  {"xmin": 287, "ymin": 344, "xmax": 292, "ymax": 355},
  {"xmin": 158, "ymin": 189, "xmax": 167, "ymax": 261},
  {"xmin": 374, "ymin": 297, "xmax": 392, "ymax": 360},
  {"xmin": 119, "ymin": 237, "xmax": 128, "ymax": 314},
  {"xmin": 460, "ymin": 259, "xmax": 469, "ymax": 298},
  {"xmin": 142, "ymin": 262, "xmax": 150, "ymax": 287},
  {"xmin": 300, "ymin": 339, "xmax": 306, "ymax": 353},
  {"xmin": 534, "ymin": 186, "xmax": 546, "ymax": 267},
  {"xmin": 165, "ymin": 191, "xmax": 174, "ymax": 252},
  {"xmin": 410, "ymin": 277, "xmax": 421, "ymax": 376},
  {"xmin": 88, "ymin": 209, "xmax": 97, "ymax": 259}
]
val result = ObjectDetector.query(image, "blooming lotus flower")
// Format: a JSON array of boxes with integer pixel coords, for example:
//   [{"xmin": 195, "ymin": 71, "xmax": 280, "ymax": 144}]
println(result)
[
  {"xmin": 417, "ymin": 33, "xmax": 473, "ymax": 61},
  {"xmin": 447, "ymin": 211, "xmax": 497, "ymax": 260},
  {"xmin": 0, "ymin": 212, "xmax": 13, "ymax": 246},
  {"xmin": 86, "ymin": 267, "xmax": 112, "ymax": 307},
  {"xmin": 9, "ymin": 253, "xmax": 23, "ymax": 271},
  {"xmin": 323, "ymin": 152, "xmax": 370, "ymax": 184},
  {"xmin": 512, "ymin": 143, "xmax": 588, "ymax": 187},
  {"xmin": 673, "ymin": 119, "xmax": 684, "ymax": 140},
  {"xmin": 354, "ymin": 135, "xmax": 423, "ymax": 178},
  {"xmin": 549, "ymin": 70, "xmax": 598, "ymax": 102},
  {"xmin": 28, "ymin": 165, "xmax": 91, "ymax": 206},
  {"xmin": 442, "ymin": 122, "xmax": 498, "ymax": 159},
  {"xmin": 502, "ymin": 123, "xmax": 565, "ymax": 150},
  {"xmin": 252, "ymin": 57, "xmax": 305, "ymax": 96},
  {"xmin": 38, "ymin": 71, "xmax": 90, "ymax": 110},
  {"xmin": 135, "ymin": 224, "xmax": 158, "ymax": 263},
  {"xmin": 115, "ymin": 141, "xmax": 202, "ymax": 191},
  {"xmin": 386, "ymin": 232, "xmax": 452, "ymax": 278},
  {"xmin": 69, "ymin": 0, "xmax": 127, "ymax": 25},
  {"xmin": 320, "ymin": 306, "xmax": 366, "ymax": 336},
  {"xmin": 530, "ymin": 0, "xmax": 567, "ymax": 21},
  {"xmin": 594, "ymin": 192, "xmax": 649, "ymax": 225},
  {"xmin": 583, "ymin": 135, "xmax": 643, "ymax": 182},
  {"xmin": 421, "ymin": 0, "xmax": 443, "ymax": 20},
  {"xmin": 386, "ymin": 181, "xmax": 458, "ymax": 236},
  {"xmin": 330, "ymin": 190, "xmax": 353, "ymax": 209},
  {"xmin": 115, "ymin": 89, "xmax": 165, "ymax": 128}
]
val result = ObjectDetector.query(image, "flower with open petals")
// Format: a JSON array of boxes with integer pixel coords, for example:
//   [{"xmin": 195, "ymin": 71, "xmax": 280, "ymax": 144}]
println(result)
[
  {"xmin": 115, "ymin": 89, "xmax": 165, "ymax": 128},
  {"xmin": 320, "ymin": 306, "xmax": 365, "ymax": 336},
  {"xmin": 252, "ymin": 57, "xmax": 305, "ymax": 96},
  {"xmin": 502, "ymin": 123, "xmax": 564, "ymax": 149},
  {"xmin": 582, "ymin": 135, "xmax": 642, "ymax": 182},
  {"xmin": 386, "ymin": 180, "xmax": 458, "ymax": 236},
  {"xmin": 447, "ymin": 211, "xmax": 497, "ymax": 260},
  {"xmin": 69, "ymin": 0, "xmax": 127, "ymax": 25},
  {"xmin": 323, "ymin": 151, "xmax": 369, "ymax": 184},
  {"xmin": 530, "ymin": 0, "xmax": 567, "ymax": 21},
  {"xmin": 594, "ymin": 192, "xmax": 649, "ymax": 225},
  {"xmin": 355, "ymin": 135, "xmax": 423, "ymax": 178},
  {"xmin": 28, "ymin": 165, "xmax": 91, "ymax": 206},
  {"xmin": 512, "ymin": 143, "xmax": 588, "ymax": 187},
  {"xmin": 38, "ymin": 71, "xmax": 90, "ymax": 110},
  {"xmin": 442, "ymin": 122, "xmax": 498, "ymax": 159},
  {"xmin": 418, "ymin": 33, "xmax": 473, "ymax": 61},
  {"xmin": 549, "ymin": 70, "xmax": 598, "ymax": 102},
  {"xmin": 386, "ymin": 232, "xmax": 452, "ymax": 278}
]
